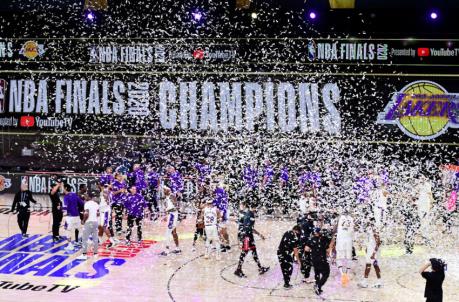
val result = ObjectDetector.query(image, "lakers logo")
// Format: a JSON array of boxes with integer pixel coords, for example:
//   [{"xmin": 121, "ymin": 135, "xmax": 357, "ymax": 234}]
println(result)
[
  {"xmin": 377, "ymin": 80, "xmax": 459, "ymax": 140},
  {"xmin": 19, "ymin": 41, "xmax": 45, "ymax": 60}
]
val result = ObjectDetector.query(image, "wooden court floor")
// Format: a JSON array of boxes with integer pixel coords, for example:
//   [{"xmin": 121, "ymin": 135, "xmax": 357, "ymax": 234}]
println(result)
[{"xmin": 0, "ymin": 196, "xmax": 457, "ymax": 302}]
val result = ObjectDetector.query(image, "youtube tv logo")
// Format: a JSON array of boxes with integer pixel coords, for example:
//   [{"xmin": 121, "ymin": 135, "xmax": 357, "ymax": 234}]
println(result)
[
  {"xmin": 417, "ymin": 48, "xmax": 430, "ymax": 57},
  {"xmin": 20, "ymin": 116, "xmax": 35, "ymax": 127},
  {"xmin": 193, "ymin": 49, "xmax": 205, "ymax": 60}
]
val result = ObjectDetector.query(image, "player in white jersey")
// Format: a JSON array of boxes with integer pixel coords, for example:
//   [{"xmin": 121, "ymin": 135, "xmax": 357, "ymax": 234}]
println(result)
[
  {"xmin": 203, "ymin": 199, "xmax": 222, "ymax": 260},
  {"xmin": 98, "ymin": 188, "xmax": 116, "ymax": 247},
  {"xmin": 416, "ymin": 175, "xmax": 433, "ymax": 220},
  {"xmin": 298, "ymin": 191, "xmax": 317, "ymax": 215},
  {"xmin": 358, "ymin": 221, "xmax": 382, "ymax": 288},
  {"xmin": 372, "ymin": 183, "xmax": 389, "ymax": 228},
  {"xmin": 160, "ymin": 187, "xmax": 181, "ymax": 255},
  {"xmin": 335, "ymin": 209, "xmax": 355, "ymax": 286}
]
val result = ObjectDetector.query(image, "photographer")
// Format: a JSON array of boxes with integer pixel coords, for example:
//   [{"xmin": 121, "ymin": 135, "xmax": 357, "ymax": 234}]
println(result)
[
  {"xmin": 419, "ymin": 258, "xmax": 446, "ymax": 302},
  {"xmin": 12, "ymin": 183, "xmax": 37, "ymax": 238},
  {"xmin": 50, "ymin": 177, "xmax": 63, "ymax": 242}
]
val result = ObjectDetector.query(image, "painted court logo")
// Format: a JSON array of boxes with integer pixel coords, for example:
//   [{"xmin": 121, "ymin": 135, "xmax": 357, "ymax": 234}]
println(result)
[
  {"xmin": 377, "ymin": 81, "xmax": 459, "ymax": 140},
  {"xmin": 0, "ymin": 234, "xmax": 155, "ymax": 283}
]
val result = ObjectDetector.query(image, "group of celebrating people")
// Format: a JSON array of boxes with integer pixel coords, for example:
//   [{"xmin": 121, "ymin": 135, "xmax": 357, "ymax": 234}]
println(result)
[{"xmin": 10, "ymin": 156, "xmax": 454, "ymax": 301}]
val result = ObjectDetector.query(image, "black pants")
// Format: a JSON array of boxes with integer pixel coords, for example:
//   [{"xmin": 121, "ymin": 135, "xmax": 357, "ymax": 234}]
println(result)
[
  {"xmin": 146, "ymin": 189, "xmax": 159, "ymax": 213},
  {"xmin": 313, "ymin": 263, "xmax": 330, "ymax": 291},
  {"xmin": 52, "ymin": 210, "xmax": 63, "ymax": 238},
  {"xmin": 17, "ymin": 210, "xmax": 30, "ymax": 235},
  {"xmin": 126, "ymin": 215, "xmax": 142, "ymax": 242},
  {"xmin": 300, "ymin": 250, "xmax": 312, "ymax": 278},
  {"xmin": 193, "ymin": 226, "xmax": 205, "ymax": 242},
  {"xmin": 278, "ymin": 253, "xmax": 294, "ymax": 286},
  {"xmin": 110, "ymin": 204, "xmax": 124, "ymax": 234}
]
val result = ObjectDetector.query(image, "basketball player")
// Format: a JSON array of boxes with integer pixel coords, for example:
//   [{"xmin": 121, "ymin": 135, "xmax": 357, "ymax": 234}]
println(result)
[
  {"xmin": 298, "ymin": 191, "xmax": 318, "ymax": 215},
  {"xmin": 192, "ymin": 183, "xmax": 207, "ymax": 251},
  {"xmin": 111, "ymin": 173, "xmax": 127, "ymax": 238},
  {"xmin": 203, "ymin": 199, "xmax": 221, "ymax": 260},
  {"xmin": 128, "ymin": 164, "xmax": 147, "ymax": 194},
  {"xmin": 160, "ymin": 187, "xmax": 181, "ymax": 255},
  {"xmin": 335, "ymin": 208, "xmax": 355, "ymax": 286},
  {"xmin": 416, "ymin": 175, "xmax": 434, "ymax": 224},
  {"xmin": 358, "ymin": 221, "xmax": 383, "ymax": 288},
  {"xmin": 63, "ymin": 184, "xmax": 84, "ymax": 251},
  {"xmin": 98, "ymin": 186, "xmax": 115, "ymax": 247},
  {"xmin": 125, "ymin": 186, "xmax": 148, "ymax": 244},
  {"xmin": 77, "ymin": 191, "xmax": 99, "ymax": 260},
  {"xmin": 146, "ymin": 166, "xmax": 161, "ymax": 220},
  {"xmin": 234, "ymin": 202, "xmax": 269, "ymax": 278},
  {"xmin": 372, "ymin": 181, "xmax": 389, "ymax": 228},
  {"xmin": 214, "ymin": 178, "xmax": 231, "ymax": 251},
  {"xmin": 99, "ymin": 166, "xmax": 114, "ymax": 191}
]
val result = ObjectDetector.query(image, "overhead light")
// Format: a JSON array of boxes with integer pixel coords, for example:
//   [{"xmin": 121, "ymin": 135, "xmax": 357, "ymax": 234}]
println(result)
[
  {"xmin": 429, "ymin": 11, "xmax": 438, "ymax": 20},
  {"xmin": 251, "ymin": 12, "xmax": 258, "ymax": 19},
  {"xmin": 192, "ymin": 11, "xmax": 203, "ymax": 22}
]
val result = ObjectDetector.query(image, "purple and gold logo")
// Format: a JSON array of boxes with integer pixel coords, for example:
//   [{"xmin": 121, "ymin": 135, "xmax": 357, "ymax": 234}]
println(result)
[{"xmin": 377, "ymin": 81, "xmax": 459, "ymax": 140}]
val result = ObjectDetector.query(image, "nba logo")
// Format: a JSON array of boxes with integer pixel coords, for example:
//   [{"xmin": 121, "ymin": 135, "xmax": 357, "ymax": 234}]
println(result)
[
  {"xmin": 307, "ymin": 41, "xmax": 316, "ymax": 61},
  {"xmin": 0, "ymin": 79, "xmax": 6, "ymax": 113}
]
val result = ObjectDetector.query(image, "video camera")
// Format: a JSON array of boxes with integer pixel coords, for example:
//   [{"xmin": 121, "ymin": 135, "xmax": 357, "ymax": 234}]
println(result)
[{"xmin": 50, "ymin": 175, "xmax": 66, "ymax": 187}]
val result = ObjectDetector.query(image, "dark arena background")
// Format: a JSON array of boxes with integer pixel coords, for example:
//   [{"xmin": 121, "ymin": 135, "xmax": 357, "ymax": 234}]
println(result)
[{"xmin": 0, "ymin": 1, "xmax": 457, "ymax": 301}]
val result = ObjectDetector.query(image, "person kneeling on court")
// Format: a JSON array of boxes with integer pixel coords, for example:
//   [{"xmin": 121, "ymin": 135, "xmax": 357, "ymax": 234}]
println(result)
[
  {"xmin": 78, "ymin": 191, "xmax": 100, "ymax": 260},
  {"xmin": 277, "ymin": 225, "xmax": 302, "ymax": 289}
]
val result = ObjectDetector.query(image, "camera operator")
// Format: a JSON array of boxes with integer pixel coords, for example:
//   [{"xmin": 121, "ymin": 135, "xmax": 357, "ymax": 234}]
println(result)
[
  {"xmin": 419, "ymin": 258, "xmax": 446, "ymax": 302},
  {"xmin": 50, "ymin": 177, "xmax": 63, "ymax": 242}
]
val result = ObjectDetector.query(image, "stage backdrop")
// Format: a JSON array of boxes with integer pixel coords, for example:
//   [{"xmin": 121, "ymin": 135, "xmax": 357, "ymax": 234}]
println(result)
[{"xmin": 0, "ymin": 37, "xmax": 458, "ymax": 144}]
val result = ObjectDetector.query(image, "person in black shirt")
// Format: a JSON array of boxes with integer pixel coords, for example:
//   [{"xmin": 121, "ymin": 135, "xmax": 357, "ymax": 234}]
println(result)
[
  {"xmin": 11, "ymin": 184, "xmax": 37, "ymax": 238},
  {"xmin": 277, "ymin": 225, "xmax": 301, "ymax": 289},
  {"xmin": 420, "ymin": 258, "xmax": 446, "ymax": 302},
  {"xmin": 305, "ymin": 227, "xmax": 335, "ymax": 296},
  {"xmin": 49, "ymin": 179, "xmax": 63, "ymax": 242},
  {"xmin": 297, "ymin": 212, "xmax": 315, "ymax": 283},
  {"xmin": 234, "ymin": 202, "xmax": 270, "ymax": 278}
]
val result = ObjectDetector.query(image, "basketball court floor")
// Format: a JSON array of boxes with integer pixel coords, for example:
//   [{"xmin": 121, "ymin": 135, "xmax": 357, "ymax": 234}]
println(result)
[{"xmin": 0, "ymin": 194, "xmax": 457, "ymax": 302}]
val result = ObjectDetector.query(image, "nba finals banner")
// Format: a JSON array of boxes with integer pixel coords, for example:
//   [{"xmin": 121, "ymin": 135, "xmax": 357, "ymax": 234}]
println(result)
[{"xmin": 0, "ymin": 38, "xmax": 457, "ymax": 143}]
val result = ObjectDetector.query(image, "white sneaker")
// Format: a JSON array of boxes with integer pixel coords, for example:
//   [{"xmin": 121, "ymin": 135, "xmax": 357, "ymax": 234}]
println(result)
[
  {"xmin": 357, "ymin": 280, "xmax": 368, "ymax": 288},
  {"xmin": 77, "ymin": 254, "xmax": 87, "ymax": 260},
  {"xmin": 65, "ymin": 243, "xmax": 74, "ymax": 251},
  {"xmin": 109, "ymin": 237, "xmax": 115, "ymax": 245},
  {"xmin": 204, "ymin": 254, "xmax": 209, "ymax": 259},
  {"xmin": 373, "ymin": 281, "xmax": 383, "ymax": 288},
  {"xmin": 113, "ymin": 238, "xmax": 121, "ymax": 244},
  {"xmin": 191, "ymin": 246, "xmax": 196, "ymax": 252}
]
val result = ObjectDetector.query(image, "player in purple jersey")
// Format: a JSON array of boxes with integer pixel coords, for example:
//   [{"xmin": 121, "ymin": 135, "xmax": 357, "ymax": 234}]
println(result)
[
  {"xmin": 125, "ymin": 186, "xmax": 148, "ymax": 245},
  {"xmin": 127, "ymin": 164, "xmax": 147, "ymax": 193},
  {"xmin": 99, "ymin": 166, "xmax": 114, "ymax": 190},
  {"xmin": 110, "ymin": 173, "xmax": 127, "ymax": 238},
  {"xmin": 262, "ymin": 160, "xmax": 275, "ymax": 214},
  {"xmin": 146, "ymin": 166, "xmax": 161, "ymax": 220},
  {"xmin": 243, "ymin": 164, "xmax": 259, "ymax": 206},
  {"xmin": 195, "ymin": 161, "xmax": 212, "ymax": 187},
  {"xmin": 167, "ymin": 166, "xmax": 184, "ymax": 201}
]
